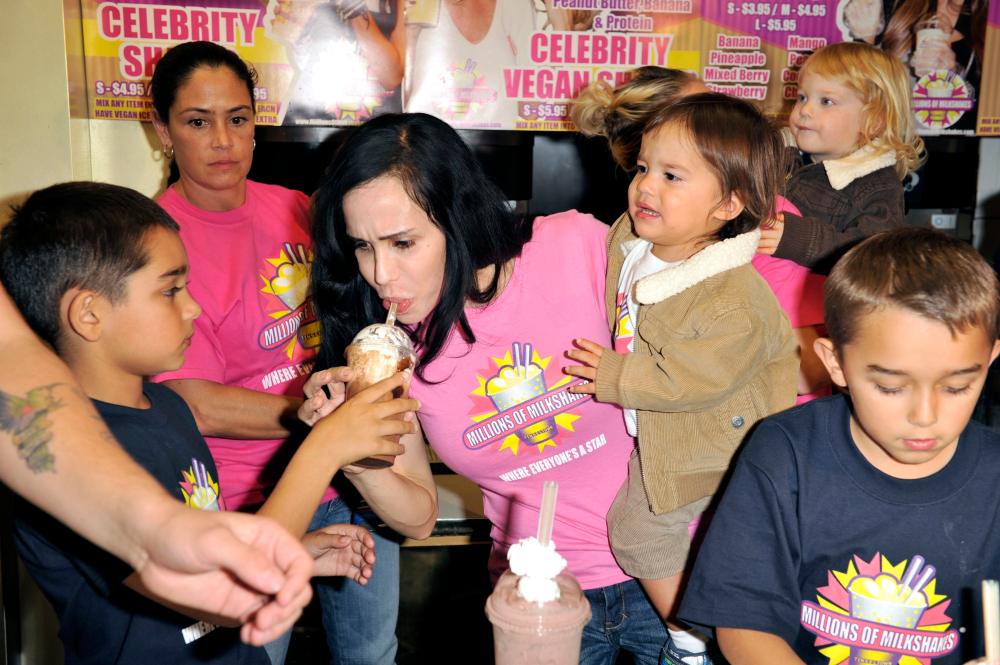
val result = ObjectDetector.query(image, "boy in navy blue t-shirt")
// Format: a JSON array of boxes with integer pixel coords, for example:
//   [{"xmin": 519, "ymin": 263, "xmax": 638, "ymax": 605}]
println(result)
[
  {"xmin": 0, "ymin": 182, "xmax": 415, "ymax": 664},
  {"xmin": 680, "ymin": 228, "xmax": 1000, "ymax": 665}
]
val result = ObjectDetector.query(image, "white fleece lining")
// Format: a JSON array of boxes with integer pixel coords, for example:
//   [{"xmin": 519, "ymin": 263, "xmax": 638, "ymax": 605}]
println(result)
[
  {"xmin": 628, "ymin": 229, "xmax": 760, "ymax": 305},
  {"xmin": 823, "ymin": 145, "xmax": 897, "ymax": 191}
]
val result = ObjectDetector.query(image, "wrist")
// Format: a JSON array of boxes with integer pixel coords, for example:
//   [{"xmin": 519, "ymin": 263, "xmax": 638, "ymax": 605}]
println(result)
[{"xmin": 120, "ymin": 490, "xmax": 178, "ymax": 571}]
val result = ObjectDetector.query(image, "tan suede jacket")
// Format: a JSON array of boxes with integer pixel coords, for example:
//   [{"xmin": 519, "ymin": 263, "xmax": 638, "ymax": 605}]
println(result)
[{"xmin": 596, "ymin": 214, "xmax": 798, "ymax": 514}]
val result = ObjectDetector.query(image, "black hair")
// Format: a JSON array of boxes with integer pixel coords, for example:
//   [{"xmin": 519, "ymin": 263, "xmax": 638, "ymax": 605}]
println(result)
[
  {"xmin": 311, "ymin": 113, "xmax": 533, "ymax": 378},
  {"xmin": 0, "ymin": 182, "xmax": 179, "ymax": 350},
  {"xmin": 150, "ymin": 40, "xmax": 257, "ymax": 123}
]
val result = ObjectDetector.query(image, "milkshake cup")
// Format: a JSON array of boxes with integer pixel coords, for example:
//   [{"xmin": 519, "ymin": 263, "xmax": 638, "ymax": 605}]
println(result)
[
  {"xmin": 486, "ymin": 569, "xmax": 591, "ymax": 665},
  {"xmin": 486, "ymin": 482, "xmax": 590, "ymax": 664},
  {"xmin": 912, "ymin": 14, "xmax": 953, "ymax": 77},
  {"xmin": 344, "ymin": 322, "xmax": 416, "ymax": 468}
]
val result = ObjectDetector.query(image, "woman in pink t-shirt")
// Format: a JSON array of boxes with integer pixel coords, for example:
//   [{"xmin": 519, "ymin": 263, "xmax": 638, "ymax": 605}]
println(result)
[
  {"xmin": 572, "ymin": 66, "xmax": 831, "ymax": 404},
  {"xmin": 148, "ymin": 41, "xmax": 429, "ymax": 665},
  {"xmin": 306, "ymin": 112, "xmax": 668, "ymax": 664}
]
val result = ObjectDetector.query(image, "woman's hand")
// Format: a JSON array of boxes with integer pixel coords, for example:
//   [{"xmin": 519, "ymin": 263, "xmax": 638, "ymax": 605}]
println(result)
[
  {"xmin": 303, "ymin": 524, "xmax": 376, "ymax": 583},
  {"xmin": 299, "ymin": 367, "xmax": 353, "ymax": 426},
  {"xmin": 565, "ymin": 338, "xmax": 613, "ymax": 395}
]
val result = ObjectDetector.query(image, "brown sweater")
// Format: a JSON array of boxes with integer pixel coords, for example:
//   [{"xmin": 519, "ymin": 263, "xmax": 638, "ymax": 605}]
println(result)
[{"xmin": 597, "ymin": 214, "xmax": 798, "ymax": 514}]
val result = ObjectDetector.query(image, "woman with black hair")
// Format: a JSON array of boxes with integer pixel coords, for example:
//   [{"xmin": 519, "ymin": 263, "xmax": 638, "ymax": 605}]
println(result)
[
  {"xmin": 148, "ymin": 41, "xmax": 426, "ymax": 665},
  {"xmin": 306, "ymin": 112, "xmax": 668, "ymax": 664}
]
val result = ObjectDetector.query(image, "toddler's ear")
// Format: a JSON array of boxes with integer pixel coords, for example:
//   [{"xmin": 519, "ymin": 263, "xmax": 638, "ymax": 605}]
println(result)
[
  {"xmin": 714, "ymin": 192, "xmax": 745, "ymax": 222},
  {"xmin": 62, "ymin": 288, "xmax": 105, "ymax": 343}
]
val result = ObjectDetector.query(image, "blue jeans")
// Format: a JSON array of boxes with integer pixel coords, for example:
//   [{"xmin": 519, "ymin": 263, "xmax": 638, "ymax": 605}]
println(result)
[
  {"xmin": 580, "ymin": 579, "xmax": 668, "ymax": 665},
  {"xmin": 310, "ymin": 497, "xmax": 401, "ymax": 665}
]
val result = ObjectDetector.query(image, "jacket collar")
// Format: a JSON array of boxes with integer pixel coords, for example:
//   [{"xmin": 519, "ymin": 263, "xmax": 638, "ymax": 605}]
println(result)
[
  {"xmin": 625, "ymin": 229, "xmax": 760, "ymax": 305},
  {"xmin": 823, "ymin": 145, "xmax": 897, "ymax": 191}
]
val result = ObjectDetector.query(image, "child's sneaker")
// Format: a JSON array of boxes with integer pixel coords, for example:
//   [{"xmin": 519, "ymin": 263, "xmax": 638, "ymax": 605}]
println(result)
[{"xmin": 660, "ymin": 638, "xmax": 713, "ymax": 665}]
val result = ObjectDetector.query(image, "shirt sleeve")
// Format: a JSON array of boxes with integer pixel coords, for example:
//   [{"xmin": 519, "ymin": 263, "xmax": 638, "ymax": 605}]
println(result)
[
  {"xmin": 679, "ymin": 420, "xmax": 804, "ymax": 645},
  {"xmin": 775, "ymin": 175, "xmax": 904, "ymax": 270}
]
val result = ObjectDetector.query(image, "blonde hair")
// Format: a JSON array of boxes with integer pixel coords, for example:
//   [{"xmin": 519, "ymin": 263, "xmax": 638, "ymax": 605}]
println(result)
[
  {"xmin": 799, "ymin": 42, "xmax": 925, "ymax": 179},
  {"xmin": 570, "ymin": 66, "xmax": 698, "ymax": 170}
]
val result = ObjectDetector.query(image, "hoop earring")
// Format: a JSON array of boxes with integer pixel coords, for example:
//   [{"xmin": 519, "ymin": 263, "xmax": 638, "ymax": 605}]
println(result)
[
  {"xmin": 164, "ymin": 145, "xmax": 174, "ymax": 160},
  {"xmin": 252, "ymin": 139, "xmax": 256, "ymax": 150}
]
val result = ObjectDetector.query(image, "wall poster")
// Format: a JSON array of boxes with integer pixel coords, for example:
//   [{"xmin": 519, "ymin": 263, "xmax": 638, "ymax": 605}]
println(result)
[{"xmin": 77, "ymin": 0, "xmax": 995, "ymax": 134}]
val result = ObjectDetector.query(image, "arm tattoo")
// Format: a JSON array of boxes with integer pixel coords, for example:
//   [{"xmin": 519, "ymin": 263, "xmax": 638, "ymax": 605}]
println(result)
[{"xmin": 0, "ymin": 383, "xmax": 62, "ymax": 473}]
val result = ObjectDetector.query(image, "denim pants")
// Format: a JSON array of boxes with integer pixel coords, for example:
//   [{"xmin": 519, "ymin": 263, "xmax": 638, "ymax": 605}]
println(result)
[
  {"xmin": 580, "ymin": 578, "xmax": 668, "ymax": 665},
  {"xmin": 310, "ymin": 497, "xmax": 401, "ymax": 665},
  {"xmin": 264, "ymin": 498, "xmax": 400, "ymax": 665}
]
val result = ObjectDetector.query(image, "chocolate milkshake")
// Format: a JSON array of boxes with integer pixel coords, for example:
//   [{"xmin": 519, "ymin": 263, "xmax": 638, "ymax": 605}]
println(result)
[
  {"xmin": 344, "ymin": 322, "xmax": 416, "ymax": 468},
  {"xmin": 485, "ymin": 537, "xmax": 591, "ymax": 665}
]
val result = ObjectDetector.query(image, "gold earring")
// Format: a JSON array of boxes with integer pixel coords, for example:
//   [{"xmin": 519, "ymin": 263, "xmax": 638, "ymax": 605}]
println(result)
[
  {"xmin": 252, "ymin": 139, "xmax": 256, "ymax": 150},
  {"xmin": 164, "ymin": 145, "xmax": 174, "ymax": 160}
]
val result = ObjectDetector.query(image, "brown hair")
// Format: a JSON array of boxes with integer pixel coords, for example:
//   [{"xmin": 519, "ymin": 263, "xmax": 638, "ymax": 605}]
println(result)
[
  {"xmin": 881, "ymin": 0, "xmax": 987, "ymax": 73},
  {"xmin": 799, "ymin": 42, "xmax": 925, "ymax": 178},
  {"xmin": 570, "ymin": 66, "xmax": 698, "ymax": 170},
  {"xmin": 825, "ymin": 228, "xmax": 1000, "ymax": 348},
  {"xmin": 642, "ymin": 92, "xmax": 786, "ymax": 240}
]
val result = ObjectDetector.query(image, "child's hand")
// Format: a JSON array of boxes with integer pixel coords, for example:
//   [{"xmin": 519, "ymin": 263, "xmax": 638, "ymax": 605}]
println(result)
[
  {"xmin": 565, "ymin": 338, "xmax": 613, "ymax": 395},
  {"xmin": 311, "ymin": 371, "xmax": 417, "ymax": 469},
  {"xmin": 299, "ymin": 367, "xmax": 353, "ymax": 426},
  {"xmin": 758, "ymin": 215, "xmax": 785, "ymax": 255},
  {"xmin": 303, "ymin": 524, "xmax": 376, "ymax": 583}
]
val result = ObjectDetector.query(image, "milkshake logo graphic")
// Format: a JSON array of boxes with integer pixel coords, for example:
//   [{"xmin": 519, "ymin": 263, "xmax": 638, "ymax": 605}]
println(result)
[
  {"xmin": 180, "ymin": 458, "xmax": 222, "ymax": 512},
  {"xmin": 912, "ymin": 71, "xmax": 975, "ymax": 130},
  {"xmin": 800, "ymin": 552, "xmax": 958, "ymax": 664},
  {"xmin": 462, "ymin": 342, "xmax": 588, "ymax": 455},
  {"xmin": 613, "ymin": 293, "xmax": 634, "ymax": 354},
  {"xmin": 257, "ymin": 241, "xmax": 321, "ymax": 358},
  {"xmin": 434, "ymin": 58, "xmax": 498, "ymax": 120}
]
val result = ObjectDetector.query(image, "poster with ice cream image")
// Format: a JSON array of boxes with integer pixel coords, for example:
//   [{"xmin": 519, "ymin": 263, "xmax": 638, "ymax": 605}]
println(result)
[
  {"xmin": 462, "ymin": 342, "xmax": 590, "ymax": 458},
  {"xmin": 257, "ymin": 241, "xmax": 321, "ymax": 358},
  {"xmin": 800, "ymin": 552, "xmax": 959, "ymax": 664}
]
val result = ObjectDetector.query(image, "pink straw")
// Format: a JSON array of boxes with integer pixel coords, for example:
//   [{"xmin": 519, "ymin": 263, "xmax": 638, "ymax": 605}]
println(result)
[{"xmin": 536, "ymin": 481, "xmax": 558, "ymax": 546}]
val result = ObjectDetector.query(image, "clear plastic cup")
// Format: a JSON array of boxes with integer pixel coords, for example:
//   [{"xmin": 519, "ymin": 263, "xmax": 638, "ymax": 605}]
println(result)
[
  {"xmin": 912, "ymin": 14, "xmax": 954, "ymax": 77},
  {"xmin": 344, "ymin": 323, "xmax": 416, "ymax": 469},
  {"xmin": 486, "ymin": 571, "xmax": 591, "ymax": 665}
]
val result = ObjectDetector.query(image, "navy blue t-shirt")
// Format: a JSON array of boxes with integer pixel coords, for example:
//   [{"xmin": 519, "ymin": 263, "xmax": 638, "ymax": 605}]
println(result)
[
  {"xmin": 680, "ymin": 394, "xmax": 1000, "ymax": 664},
  {"xmin": 14, "ymin": 383, "xmax": 268, "ymax": 665}
]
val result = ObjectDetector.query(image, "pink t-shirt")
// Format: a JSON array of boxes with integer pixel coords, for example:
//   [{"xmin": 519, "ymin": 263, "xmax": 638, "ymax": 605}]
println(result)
[
  {"xmin": 154, "ymin": 181, "xmax": 331, "ymax": 511},
  {"xmin": 755, "ymin": 197, "xmax": 828, "ymax": 405},
  {"xmin": 410, "ymin": 212, "xmax": 634, "ymax": 591}
]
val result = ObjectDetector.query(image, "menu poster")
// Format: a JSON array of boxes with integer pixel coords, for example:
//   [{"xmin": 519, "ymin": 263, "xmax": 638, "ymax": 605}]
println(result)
[
  {"xmin": 700, "ymin": 0, "xmax": 841, "ymax": 118},
  {"xmin": 77, "ymin": 0, "xmax": 996, "ymax": 134},
  {"xmin": 977, "ymin": 0, "xmax": 1000, "ymax": 135},
  {"xmin": 79, "ymin": 0, "xmax": 403, "ymax": 126}
]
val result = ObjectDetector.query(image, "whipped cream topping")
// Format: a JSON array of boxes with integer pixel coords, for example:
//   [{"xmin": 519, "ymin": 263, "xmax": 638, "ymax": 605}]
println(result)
[
  {"xmin": 507, "ymin": 536, "xmax": 567, "ymax": 604},
  {"xmin": 350, "ymin": 323, "xmax": 415, "ymax": 354}
]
